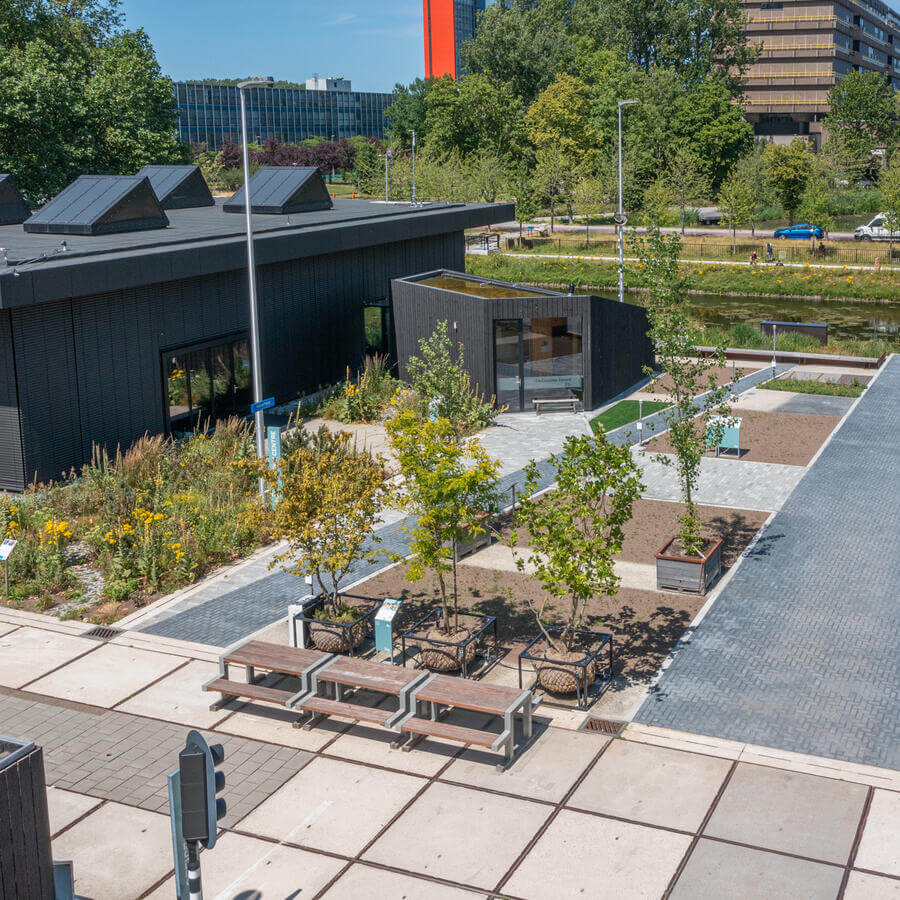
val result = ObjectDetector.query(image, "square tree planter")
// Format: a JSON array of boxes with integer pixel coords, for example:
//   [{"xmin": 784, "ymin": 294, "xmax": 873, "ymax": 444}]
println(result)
[
  {"xmin": 518, "ymin": 627, "xmax": 614, "ymax": 710},
  {"xmin": 655, "ymin": 536, "xmax": 723, "ymax": 594},
  {"xmin": 401, "ymin": 609, "xmax": 498, "ymax": 677},
  {"xmin": 292, "ymin": 593, "xmax": 383, "ymax": 655}
]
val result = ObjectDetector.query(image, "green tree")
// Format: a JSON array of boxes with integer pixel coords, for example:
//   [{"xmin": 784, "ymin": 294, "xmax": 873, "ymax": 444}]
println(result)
[
  {"xmin": 525, "ymin": 74, "xmax": 601, "ymax": 166},
  {"xmin": 0, "ymin": 0, "xmax": 184, "ymax": 202},
  {"xmin": 387, "ymin": 411, "xmax": 501, "ymax": 636},
  {"xmin": 878, "ymin": 154, "xmax": 900, "ymax": 259},
  {"xmin": 731, "ymin": 145, "xmax": 771, "ymax": 236},
  {"xmin": 534, "ymin": 145, "xmax": 579, "ymax": 230},
  {"xmin": 385, "ymin": 77, "xmax": 436, "ymax": 146},
  {"xmin": 825, "ymin": 72, "xmax": 897, "ymax": 173},
  {"xmin": 510, "ymin": 432, "xmax": 643, "ymax": 655},
  {"xmin": 468, "ymin": 151, "xmax": 509, "ymax": 203},
  {"xmin": 405, "ymin": 321, "xmax": 501, "ymax": 434},
  {"xmin": 634, "ymin": 227, "xmax": 733, "ymax": 555},
  {"xmin": 573, "ymin": 169, "xmax": 613, "ymax": 243},
  {"xmin": 640, "ymin": 177, "xmax": 678, "ymax": 227},
  {"xmin": 797, "ymin": 171, "xmax": 836, "ymax": 240},
  {"xmin": 717, "ymin": 171, "xmax": 756, "ymax": 251},
  {"xmin": 511, "ymin": 165, "xmax": 543, "ymax": 241},
  {"xmin": 666, "ymin": 146, "xmax": 711, "ymax": 234},
  {"xmin": 763, "ymin": 138, "xmax": 816, "ymax": 225}
]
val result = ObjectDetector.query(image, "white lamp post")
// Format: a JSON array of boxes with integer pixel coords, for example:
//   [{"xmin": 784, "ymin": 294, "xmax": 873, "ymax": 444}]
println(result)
[
  {"xmin": 411, "ymin": 131, "xmax": 416, "ymax": 203},
  {"xmin": 238, "ymin": 77, "xmax": 274, "ymax": 498},
  {"xmin": 617, "ymin": 99, "xmax": 637, "ymax": 303}
]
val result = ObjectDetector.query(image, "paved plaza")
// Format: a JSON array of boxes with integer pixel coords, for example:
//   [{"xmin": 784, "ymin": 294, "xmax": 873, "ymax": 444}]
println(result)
[{"xmin": 638, "ymin": 356, "xmax": 900, "ymax": 770}]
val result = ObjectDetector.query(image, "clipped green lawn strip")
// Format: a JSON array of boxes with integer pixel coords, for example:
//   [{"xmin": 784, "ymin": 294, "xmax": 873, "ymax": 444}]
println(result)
[
  {"xmin": 758, "ymin": 378, "xmax": 866, "ymax": 397},
  {"xmin": 590, "ymin": 399, "xmax": 670, "ymax": 433}
]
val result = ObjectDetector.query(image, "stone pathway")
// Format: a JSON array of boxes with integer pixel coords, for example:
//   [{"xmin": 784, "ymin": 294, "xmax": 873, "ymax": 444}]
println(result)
[{"xmin": 636, "ymin": 356, "xmax": 900, "ymax": 771}]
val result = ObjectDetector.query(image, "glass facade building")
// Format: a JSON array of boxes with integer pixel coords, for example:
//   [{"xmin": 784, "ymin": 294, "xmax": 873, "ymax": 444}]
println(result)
[{"xmin": 173, "ymin": 81, "xmax": 393, "ymax": 150}]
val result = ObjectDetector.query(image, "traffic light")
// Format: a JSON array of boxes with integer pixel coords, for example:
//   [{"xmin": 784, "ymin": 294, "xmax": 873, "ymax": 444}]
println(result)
[{"xmin": 178, "ymin": 729, "xmax": 226, "ymax": 850}]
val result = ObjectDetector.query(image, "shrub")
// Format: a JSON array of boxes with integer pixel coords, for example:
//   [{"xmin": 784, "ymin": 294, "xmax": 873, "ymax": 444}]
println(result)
[{"xmin": 318, "ymin": 355, "xmax": 399, "ymax": 423}]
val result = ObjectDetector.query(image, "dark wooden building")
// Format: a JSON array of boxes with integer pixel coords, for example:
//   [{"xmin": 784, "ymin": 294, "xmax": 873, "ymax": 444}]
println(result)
[
  {"xmin": 0, "ymin": 172, "xmax": 511, "ymax": 490},
  {"xmin": 392, "ymin": 271, "xmax": 652, "ymax": 413}
]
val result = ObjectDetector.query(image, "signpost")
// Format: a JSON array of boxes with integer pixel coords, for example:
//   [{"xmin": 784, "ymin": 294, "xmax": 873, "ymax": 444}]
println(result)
[
  {"xmin": 250, "ymin": 396, "xmax": 275, "ymax": 415},
  {"xmin": 0, "ymin": 538, "xmax": 16, "ymax": 605},
  {"xmin": 266, "ymin": 425, "xmax": 283, "ymax": 507},
  {"xmin": 374, "ymin": 598, "xmax": 402, "ymax": 664}
]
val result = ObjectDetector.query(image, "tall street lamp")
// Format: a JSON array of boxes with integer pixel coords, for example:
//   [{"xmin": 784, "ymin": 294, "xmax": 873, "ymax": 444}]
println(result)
[
  {"xmin": 384, "ymin": 148, "xmax": 393, "ymax": 201},
  {"xmin": 238, "ymin": 76, "xmax": 273, "ymax": 498},
  {"xmin": 617, "ymin": 99, "xmax": 637, "ymax": 303},
  {"xmin": 411, "ymin": 131, "xmax": 416, "ymax": 203}
]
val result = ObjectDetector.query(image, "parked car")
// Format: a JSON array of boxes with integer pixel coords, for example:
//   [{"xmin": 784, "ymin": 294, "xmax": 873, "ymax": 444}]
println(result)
[
  {"xmin": 696, "ymin": 207, "xmax": 722, "ymax": 225},
  {"xmin": 854, "ymin": 214, "xmax": 896, "ymax": 242},
  {"xmin": 774, "ymin": 223, "xmax": 824, "ymax": 240}
]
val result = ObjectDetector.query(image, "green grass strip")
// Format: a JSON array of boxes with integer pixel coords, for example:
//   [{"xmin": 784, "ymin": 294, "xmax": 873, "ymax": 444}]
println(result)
[
  {"xmin": 590, "ymin": 399, "xmax": 670, "ymax": 432},
  {"xmin": 758, "ymin": 377, "xmax": 866, "ymax": 397}
]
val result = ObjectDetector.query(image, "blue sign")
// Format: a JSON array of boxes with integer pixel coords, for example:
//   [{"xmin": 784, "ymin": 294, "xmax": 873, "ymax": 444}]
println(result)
[
  {"xmin": 267, "ymin": 426, "xmax": 282, "ymax": 466},
  {"xmin": 250, "ymin": 396, "xmax": 275, "ymax": 414}
]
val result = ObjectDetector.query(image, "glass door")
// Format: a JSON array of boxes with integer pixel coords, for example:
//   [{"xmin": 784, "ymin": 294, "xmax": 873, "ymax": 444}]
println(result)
[{"xmin": 494, "ymin": 319, "xmax": 523, "ymax": 411}]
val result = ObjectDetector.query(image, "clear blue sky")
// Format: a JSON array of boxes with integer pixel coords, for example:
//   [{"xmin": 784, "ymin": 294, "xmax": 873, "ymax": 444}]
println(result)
[{"xmin": 123, "ymin": 0, "xmax": 424, "ymax": 93}]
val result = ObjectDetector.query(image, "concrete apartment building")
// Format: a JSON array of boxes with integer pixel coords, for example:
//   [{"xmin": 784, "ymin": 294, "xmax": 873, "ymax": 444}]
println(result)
[{"xmin": 741, "ymin": 0, "xmax": 900, "ymax": 146}]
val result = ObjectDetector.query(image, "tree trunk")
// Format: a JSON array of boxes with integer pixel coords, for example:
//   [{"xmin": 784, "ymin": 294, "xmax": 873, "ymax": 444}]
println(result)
[
  {"xmin": 681, "ymin": 206, "xmax": 686, "ymax": 235},
  {"xmin": 437, "ymin": 570, "xmax": 449, "ymax": 635},
  {"xmin": 452, "ymin": 548, "xmax": 459, "ymax": 635}
]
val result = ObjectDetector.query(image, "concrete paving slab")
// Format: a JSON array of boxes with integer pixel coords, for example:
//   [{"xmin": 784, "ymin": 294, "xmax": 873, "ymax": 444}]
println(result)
[
  {"xmin": 854, "ymin": 789, "xmax": 900, "ymax": 877},
  {"xmin": 146, "ymin": 831, "xmax": 345, "ymax": 899},
  {"xmin": 442, "ymin": 725, "xmax": 600, "ymax": 804},
  {"xmin": 216, "ymin": 705, "xmax": 341, "ymax": 752},
  {"xmin": 324, "ymin": 864, "xmax": 479, "ymax": 899},
  {"xmin": 0, "ymin": 623, "xmax": 18, "ymax": 638},
  {"xmin": 116, "ymin": 658, "xmax": 222, "ymax": 726},
  {"xmin": 27, "ymin": 642, "xmax": 185, "ymax": 708},
  {"xmin": 704, "ymin": 763, "xmax": 868, "ymax": 864},
  {"xmin": 505, "ymin": 808, "xmax": 690, "ymax": 900},
  {"xmin": 776, "ymin": 393, "xmax": 856, "ymax": 416},
  {"xmin": 45, "ymin": 787, "xmax": 102, "ymax": 837},
  {"xmin": 238, "ymin": 755, "xmax": 423, "ymax": 854},
  {"xmin": 569, "ymin": 739, "xmax": 732, "ymax": 831},
  {"xmin": 364, "ymin": 781, "xmax": 549, "ymax": 890},
  {"xmin": 669, "ymin": 838, "xmax": 844, "ymax": 900},
  {"xmin": 51, "ymin": 801, "xmax": 173, "ymax": 899},
  {"xmin": 844, "ymin": 871, "xmax": 900, "ymax": 900},
  {"xmin": 0, "ymin": 627, "xmax": 93, "ymax": 688}
]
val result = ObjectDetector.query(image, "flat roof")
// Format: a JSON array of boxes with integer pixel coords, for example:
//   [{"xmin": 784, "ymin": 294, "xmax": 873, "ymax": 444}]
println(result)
[{"xmin": 0, "ymin": 198, "xmax": 513, "ymax": 309}]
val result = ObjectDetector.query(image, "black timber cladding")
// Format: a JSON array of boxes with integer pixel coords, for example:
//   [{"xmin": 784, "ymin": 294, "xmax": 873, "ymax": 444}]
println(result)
[
  {"xmin": 23, "ymin": 175, "xmax": 169, "ymax": 236},
  {"xmin": 223, "ymin": 166, "xmax": 333, "ymax": 215},
  {"xmin": 0, "ymin": 310, "xmax": 25, "ymax": 490},
  {"xmin": 391, "ymin": 271, "xmax": 653, "ymax": 412},
  {"xmin": 0, "ymin": 174, "xmax": 30, "ymax": 226},
  {"xmin": 136, "ymin": 165, "xmax": 215, "ymax": 209}
]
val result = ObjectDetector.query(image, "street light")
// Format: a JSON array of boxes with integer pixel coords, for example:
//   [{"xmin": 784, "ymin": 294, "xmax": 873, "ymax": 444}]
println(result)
[
  {"xmin": 411, "ymin": 131, "xmax": 416, "ymax": 203},
  {"xmin": 237, "ymin": 76, "xmax": 274, "ymax": 498},
  {"xmin": 617, "ymin": 99, "xmax": 638, "ymax": 303},
  {"xmin": 384, "ymin": 148, "xmax": 393, "ymax": 201}
]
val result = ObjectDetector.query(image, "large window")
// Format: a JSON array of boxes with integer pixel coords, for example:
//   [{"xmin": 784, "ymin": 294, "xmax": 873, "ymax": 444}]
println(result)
[{"xmin": 163, "ymin": 334, "xmax": 251, "ymax": 436}]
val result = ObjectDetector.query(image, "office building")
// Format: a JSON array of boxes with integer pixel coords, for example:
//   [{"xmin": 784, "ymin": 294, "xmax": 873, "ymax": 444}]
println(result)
[
  {"xmin": 0, "ymin": 166, "xmax": 510, "ymax": 489},
  {"xmin": 423, "ymin": 0, "xmax": 488, "ymax": 78},
  {"xmin": 173, "ymin": 78, "xmax": 393, "ymax": 150},
  {"xmin": 741, "ymin": 0, "xmax": 900, "ymax": 146}
]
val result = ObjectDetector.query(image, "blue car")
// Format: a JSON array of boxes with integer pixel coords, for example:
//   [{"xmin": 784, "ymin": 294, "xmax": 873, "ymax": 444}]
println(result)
[{"xmin": 774, "ymin": 223, "xmax": 824, "ymax": 240}]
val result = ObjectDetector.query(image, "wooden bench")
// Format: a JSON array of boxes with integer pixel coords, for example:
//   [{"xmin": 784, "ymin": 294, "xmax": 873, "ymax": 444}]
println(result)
[
  {"xmin": 533, "ymin": 397, "xmax": 578, "ymax": 415},
  {"xmin": 394, "ymin": 674, "xmax": 540, "ymax": 769},
  {"xmin": 202, "ymin": 639, "xmax": 333, "ymax": 713}
]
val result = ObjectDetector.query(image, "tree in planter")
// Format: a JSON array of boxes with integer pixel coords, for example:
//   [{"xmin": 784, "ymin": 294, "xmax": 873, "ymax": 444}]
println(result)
[
  {"xmin": 250, "ymin": 430, "xmax": 390, "ymax": 643},
  {"xmin": 386, "ymin": 410, "xmax": 501, "ymax": 639},
  {"xmin": 510, "ymin": 433, "xmax": 643, "ymax": 668},
  {"xmin": 405, "ymin": 321, "xmax": 501, "ymax": 434},
  {"xmin": 634, "ymin": 226, "xmax": 733, "ymax": 557}
]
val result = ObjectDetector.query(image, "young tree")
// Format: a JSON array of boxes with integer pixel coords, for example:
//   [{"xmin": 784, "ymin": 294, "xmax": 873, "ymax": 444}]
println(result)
[
  {"xmin": 573, "ymin": 170, "xmax": 613, "ymax": 244},
  {"xmin": 468, "ymin": 151, "xmax": 509, "ymax": 203},
  {"xmin": 763, "ymin": 138, "xmax": 815, "ymax": 225},
  {"xmin": 511, "ymin": 166, "xmax": 543, "ymax": 241},
  {"xmin": 534, "ymin": 145, "xmax": 578, "ymax": 229},
  {"xmin": 879, "ymin": 154, "xmax": 900, "ymax": 260},
  {"xmin": 641, "ymin": 177, "xmax": 678, "ymax": 227},
  {"xmin": 510, "ymin": 432, "xmax": 643, "ymax": 655},
  {"xmin": 405, "ymin": 321, "xmax": 500, "ymax": 434},
  {"xmin": 524, "ymin": 74, "xmax": 601, "ymax": 168},
  {"xmin": 798, "ymin": 172, "xmax": 836, "ymax": 241},
  {"xmin": 667, "ymin": 146, "xmax": 711, "ymax": 234},
  {"xmin": 718, "ymin": 171, "xmax": 756, "ymax": 252},
  {"xmin": 731, "ymin": 145, "xmax": 771, "ymax": 237},
  {"xmin": 256, "ymin": 432, "xmax": 390, "ymax": 621},
  {"xmin": 387, "ymin": 411, "xmax": 501, "ymax": 636},
  {"xmin": 634, "ymin": 227, "xmax": 733, "ymax": 556}
]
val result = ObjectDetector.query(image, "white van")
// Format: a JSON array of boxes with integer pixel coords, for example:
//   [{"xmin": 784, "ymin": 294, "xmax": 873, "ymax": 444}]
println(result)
[{"xmin": 854, "ymin": 214, "xmax": 896, "ymax": 241}]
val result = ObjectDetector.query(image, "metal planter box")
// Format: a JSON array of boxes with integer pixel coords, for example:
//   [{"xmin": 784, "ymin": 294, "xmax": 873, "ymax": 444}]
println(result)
[{"xmin": 655, "ymin": 537, "xmax": 723, "ymax": 594}]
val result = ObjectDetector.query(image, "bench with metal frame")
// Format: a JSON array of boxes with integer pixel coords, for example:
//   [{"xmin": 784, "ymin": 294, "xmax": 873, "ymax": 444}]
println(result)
[
  {"xmin": 533, "ymin": 396, "xmax": 578, "ymax": 415},
  {"xmin": 393, "ymin": 674, "xmax": 540, "ymax": 770}
]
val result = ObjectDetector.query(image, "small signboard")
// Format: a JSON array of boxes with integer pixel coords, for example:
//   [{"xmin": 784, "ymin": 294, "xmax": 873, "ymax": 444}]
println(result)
[
  {"xmin": 250, "ymin": 396, "xmax": 275, "ymax": 414},
  {"xmin": 0, "ymin": 539, "xmax": 16, "ymax": 561},
  {"xmin": 375, "ymin": 598, "xmax": 402, "ymax": 663}
]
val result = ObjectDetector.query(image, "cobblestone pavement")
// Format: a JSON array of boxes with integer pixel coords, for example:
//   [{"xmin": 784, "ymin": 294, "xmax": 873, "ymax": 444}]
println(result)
[
  {"xmin": 136, "ymin": 367, "xmax": 792, "ymax": 648},
  {"xmin": 637, "ymin": 356, "xmax": 900, "ymax": 771}
]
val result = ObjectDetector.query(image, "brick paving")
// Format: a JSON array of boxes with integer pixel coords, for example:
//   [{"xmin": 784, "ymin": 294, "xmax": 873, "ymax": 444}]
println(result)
[{"xmin": 637, "ymin": 356, "xmax": 900, "ymax": 771}]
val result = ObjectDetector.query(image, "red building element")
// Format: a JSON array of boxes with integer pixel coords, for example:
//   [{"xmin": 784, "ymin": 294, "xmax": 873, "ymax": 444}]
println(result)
[{"xmin": 423, "ymin": 0, "xmax": 458, "ymax": 79}]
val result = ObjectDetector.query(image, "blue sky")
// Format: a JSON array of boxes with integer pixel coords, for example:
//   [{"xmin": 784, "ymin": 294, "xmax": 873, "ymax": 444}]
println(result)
[{"xmin": 123, "ymin": 1, "xmax": 424, "ymax": 92}]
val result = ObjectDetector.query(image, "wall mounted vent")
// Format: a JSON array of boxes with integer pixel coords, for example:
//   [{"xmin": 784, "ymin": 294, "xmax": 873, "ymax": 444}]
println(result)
[
  {"xmin": 136, "ymin": 164, "xmax": 214, "ymax": 209},
  {"xmin": 223, "ymin": 166, "xmax": 333, "ymax": 215},
  {"xmin": 23, "ymin": 175, "xmax": 169, "ymax": 235}
]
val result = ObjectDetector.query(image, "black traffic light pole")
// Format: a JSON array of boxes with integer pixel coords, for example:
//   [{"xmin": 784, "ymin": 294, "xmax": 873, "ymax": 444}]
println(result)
[{"xmin": 171, "ymin": 729, "xmax": 226, "ymax": 900}]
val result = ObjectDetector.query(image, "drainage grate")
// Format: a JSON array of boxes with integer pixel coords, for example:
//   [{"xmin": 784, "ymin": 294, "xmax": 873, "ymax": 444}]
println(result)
[
  {"xmin": 83, "ymin": 626, "xmax": 122, "ymax": 641},
  {"xmin": 580, "ymin": 717, "xmax": 626, "ymax": 736}
]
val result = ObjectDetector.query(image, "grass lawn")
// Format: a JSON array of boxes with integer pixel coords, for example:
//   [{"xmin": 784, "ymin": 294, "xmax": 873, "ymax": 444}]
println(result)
[
  {"xmin": 758, "ymin": 377, "xmax": 866, "ymax": 397},
  {"xmin": 590, "ymin": 399, "xmax": 669, "ymax": 432}
]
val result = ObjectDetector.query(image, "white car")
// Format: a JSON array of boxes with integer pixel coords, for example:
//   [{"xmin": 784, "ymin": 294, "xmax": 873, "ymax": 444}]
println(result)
[{"xmin": 854, "ymin": 213, "xmax": 897, "ymax": 241}]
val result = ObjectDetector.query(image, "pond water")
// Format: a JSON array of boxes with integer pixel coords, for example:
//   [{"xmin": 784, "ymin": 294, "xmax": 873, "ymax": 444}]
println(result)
[{"xmin": 625, "ymin": 292, "xmax": 900, "ymax": 346}]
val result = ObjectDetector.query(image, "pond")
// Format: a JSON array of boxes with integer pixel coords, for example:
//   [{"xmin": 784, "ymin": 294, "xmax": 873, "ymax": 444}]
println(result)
[{"xmin": 625, "ymin": 292, "xmax": 900, "ymax": 346}]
